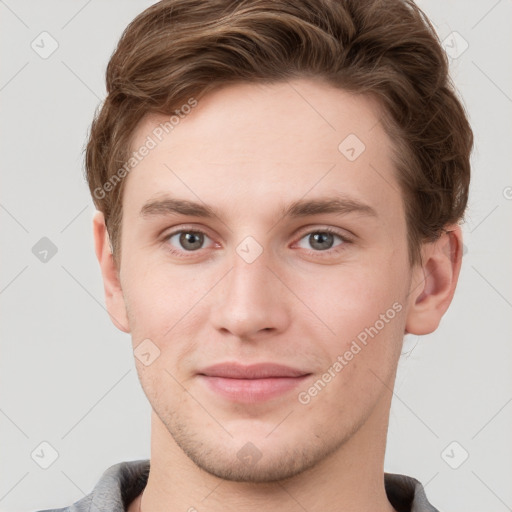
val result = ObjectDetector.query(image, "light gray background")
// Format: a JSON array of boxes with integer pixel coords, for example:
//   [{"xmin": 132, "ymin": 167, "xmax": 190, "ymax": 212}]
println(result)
[{"xmin": 0, "ymin": 1, "xmax": 511, "ymax": 511}]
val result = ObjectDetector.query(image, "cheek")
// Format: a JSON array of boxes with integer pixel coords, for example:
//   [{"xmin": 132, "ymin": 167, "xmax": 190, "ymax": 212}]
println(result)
[
  {"xmin": 295, "ymin": 262, "xmax": 406, "ymax": 341},
  {"xmin": 291, "ymin": 256, "xmax": 409, "ymax": 404},
  {"xmin": 294, "ymin": 275, "xmax": 406, "ymax": 420},
  {"xmin": 123, "ymin": 258, "xmax": 207, "ymax": 335}
]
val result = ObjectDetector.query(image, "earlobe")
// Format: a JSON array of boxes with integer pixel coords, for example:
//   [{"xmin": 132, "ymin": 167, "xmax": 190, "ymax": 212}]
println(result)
[
  {"xmin": 92, "ymin": 211, "xmax": 131, "ymax": 333},
  {"xmin": 405, "ymin": 225, "xmax": 463, "ymax": 335}
]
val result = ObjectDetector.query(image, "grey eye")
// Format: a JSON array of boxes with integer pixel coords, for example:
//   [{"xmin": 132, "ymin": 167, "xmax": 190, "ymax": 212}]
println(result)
[
  {"xmin": 168, "ymin": 231, "xmax": 209, "ymax": 251},
  {"xmin": 297, "ymin": 231, "xmax": 343, "ymax": 251}
]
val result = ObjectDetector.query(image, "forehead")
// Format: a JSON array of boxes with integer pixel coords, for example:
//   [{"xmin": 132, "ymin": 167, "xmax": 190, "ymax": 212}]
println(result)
[{"xmin": 123, "ymin": 79, "xmax": 403, "ymax": 225}]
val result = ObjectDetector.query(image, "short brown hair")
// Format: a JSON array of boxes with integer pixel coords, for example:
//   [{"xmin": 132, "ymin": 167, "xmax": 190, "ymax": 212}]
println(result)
[{"xmin": 85, "ymin": 0, "xmax": 473, "ymax": 266}]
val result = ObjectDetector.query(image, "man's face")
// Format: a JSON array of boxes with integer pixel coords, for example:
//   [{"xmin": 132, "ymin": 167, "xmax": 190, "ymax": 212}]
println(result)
[{"xmin": 117, "ymin": 79, "xmax": 415, "ymax": 482}]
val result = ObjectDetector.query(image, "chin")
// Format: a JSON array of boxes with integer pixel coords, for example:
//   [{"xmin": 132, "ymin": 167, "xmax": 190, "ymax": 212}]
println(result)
[
  {"xmin": 164, "ymin": 412, "xmax": 349, "ymax": 484},
  {"xmin": 180, "ymin": 442, "xmax": 322, "ymax": 483}
]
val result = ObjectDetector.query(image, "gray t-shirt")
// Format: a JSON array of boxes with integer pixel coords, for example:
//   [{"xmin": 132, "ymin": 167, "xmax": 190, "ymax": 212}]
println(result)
[{"xmin": 37, "ymin": 459, "xmax": 440, "ymax": 512}]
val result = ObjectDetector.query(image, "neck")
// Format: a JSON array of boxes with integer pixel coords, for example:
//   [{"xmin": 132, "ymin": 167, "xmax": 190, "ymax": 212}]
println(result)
[{"xmin": 133, "ymin": 399, "xmax": 396, "ymax": 512}]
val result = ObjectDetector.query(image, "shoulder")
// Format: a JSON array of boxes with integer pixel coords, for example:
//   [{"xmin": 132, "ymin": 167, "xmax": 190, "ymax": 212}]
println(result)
[
  {"xmin": 384, "ymin": 472, "xmax": 440, "ymax": 512},
  {"xmin": 33, "ymin": 459, "xmax": 150, "ymax": 512}
]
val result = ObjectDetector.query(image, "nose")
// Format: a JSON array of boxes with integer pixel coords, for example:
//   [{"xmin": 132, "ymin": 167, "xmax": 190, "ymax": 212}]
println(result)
[{"xmin": 210, "ymin": 253, "xmax": 291, "ymax": 341}]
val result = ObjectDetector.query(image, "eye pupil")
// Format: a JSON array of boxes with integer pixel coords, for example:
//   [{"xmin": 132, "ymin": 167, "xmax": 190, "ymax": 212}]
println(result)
[
  {"xmin": 179, "ymin": 232, "xmax": 204, "ymax": 250},
  {"xmin": 309, "ymin": 232, "xmax": 334, "ymax": 250}
]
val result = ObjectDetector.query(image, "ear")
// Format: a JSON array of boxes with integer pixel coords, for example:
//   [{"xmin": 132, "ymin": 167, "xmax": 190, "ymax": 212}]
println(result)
[
  {"xmin": 405, "ymin": 224, "xmax": 463, "ymax": 335},
  {"xmin": 92, "ymin": 210, "xmax": 130, "ymax": 333}
]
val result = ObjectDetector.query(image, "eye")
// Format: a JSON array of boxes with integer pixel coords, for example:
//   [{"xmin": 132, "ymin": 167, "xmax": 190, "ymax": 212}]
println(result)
[
  {"xmin": 166, "ymin": 230, "xmax": 214, "ymax": 252},
  {"xmin": 296, "ymin": 229, "xmax": 345, "ymax": 251}
]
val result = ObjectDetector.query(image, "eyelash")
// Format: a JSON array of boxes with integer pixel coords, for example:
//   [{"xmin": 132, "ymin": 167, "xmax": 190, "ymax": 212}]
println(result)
[{"xmin": 162, "ymin": 226, "xmax": 352, "ymax": 259}]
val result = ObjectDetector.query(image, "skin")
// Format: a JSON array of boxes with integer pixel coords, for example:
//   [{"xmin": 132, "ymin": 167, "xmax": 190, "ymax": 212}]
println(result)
[{"xmin": 93, "ymin": 78, "xmax": 462, "ymax": 512}]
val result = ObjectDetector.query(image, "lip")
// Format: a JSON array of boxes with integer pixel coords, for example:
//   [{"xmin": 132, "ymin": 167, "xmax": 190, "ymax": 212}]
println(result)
[
  {"xmin": 198, "ymin": 362, "xmax": 309, "ymax": 379},
  {"xmin": 197, "ymin": 363, "xmax": 311, "ymax": 403}
]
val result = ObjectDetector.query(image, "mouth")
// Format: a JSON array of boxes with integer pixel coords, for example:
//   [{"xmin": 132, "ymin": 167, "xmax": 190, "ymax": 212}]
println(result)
[{"xmin": 197, "ymin": 362, "xmax": 312, "ymax": 403}]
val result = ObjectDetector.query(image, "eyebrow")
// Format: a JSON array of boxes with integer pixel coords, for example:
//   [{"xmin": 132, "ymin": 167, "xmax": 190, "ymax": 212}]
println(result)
[
  {"xmin": 281, "ymin": 197, "xmax": 377, "ymax": 218},
  {"xmin": 139, "ymin": 195, "xmax": 377, "ymax": 220},
  {"xmin": 140, "ymin": 197, "xmax": 216, "ymax": 218}
]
